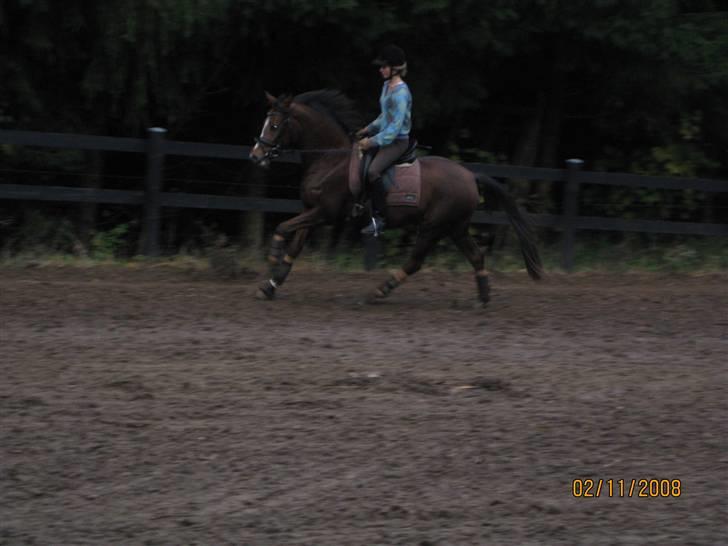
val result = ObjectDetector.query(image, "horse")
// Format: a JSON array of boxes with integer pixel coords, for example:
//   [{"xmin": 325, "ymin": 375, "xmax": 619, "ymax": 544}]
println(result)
[{"xmin": 249, "ymin": 89, "xmax": 542, "ymax": 304}]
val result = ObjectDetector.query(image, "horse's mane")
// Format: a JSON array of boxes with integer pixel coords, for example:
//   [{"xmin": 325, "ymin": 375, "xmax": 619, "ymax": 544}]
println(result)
[{"xmin": 294, "ymin": 89, "xmax": 362, "ymax": 139}]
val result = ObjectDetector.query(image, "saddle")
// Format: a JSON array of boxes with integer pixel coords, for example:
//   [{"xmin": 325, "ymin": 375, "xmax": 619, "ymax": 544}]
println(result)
[{"xmin": 348, "ymin": 138, "xmax": 422, "ymax": 208}]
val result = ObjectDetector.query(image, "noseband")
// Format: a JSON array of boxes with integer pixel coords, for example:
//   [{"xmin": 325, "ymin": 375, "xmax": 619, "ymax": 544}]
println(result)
[{"xmin": 254, "ymin": 110, "xmax": 291, "ymax": 160}]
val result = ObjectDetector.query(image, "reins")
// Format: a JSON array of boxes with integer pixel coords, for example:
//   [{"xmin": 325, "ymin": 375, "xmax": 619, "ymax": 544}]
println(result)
[
  {"xmin": 273, "ymin": 142, "xmax": 432, "ymax": 156},
  {"xmin": 276, "ymin": 147, "xmax": 350, "ymax": 155},
  {"xmin": 253, "ymin": 105, "xmax": 431, "ymax": 161}
]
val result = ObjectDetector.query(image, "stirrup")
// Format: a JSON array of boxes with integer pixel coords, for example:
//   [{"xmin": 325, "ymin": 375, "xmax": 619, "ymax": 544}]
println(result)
[{"xmin": 361, "ymin": 216, "xmax": 385, "ymax": 237}]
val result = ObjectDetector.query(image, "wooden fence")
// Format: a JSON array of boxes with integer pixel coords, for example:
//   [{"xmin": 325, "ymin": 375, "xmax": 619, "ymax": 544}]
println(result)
[{"xmin": 1, "ymin": 128, "xmax": 727, "ymax": 271}]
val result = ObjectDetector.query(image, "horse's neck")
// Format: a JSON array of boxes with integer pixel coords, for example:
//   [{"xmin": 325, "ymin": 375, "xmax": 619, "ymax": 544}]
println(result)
[
  {"xmin": 291, "ymin": 104, "xmax": 352, "ymax": 201},
  {"xmin": 294, "ymin": 104, "xmax": 350, "ymax": 155}
]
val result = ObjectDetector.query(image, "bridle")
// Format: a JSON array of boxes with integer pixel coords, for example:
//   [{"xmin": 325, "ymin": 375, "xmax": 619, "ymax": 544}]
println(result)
[
  {"xmin": 253, "ymin": 109, "xmax": 352, "ymax": 158},
  {"xmin": 254, "ymin": 109, "xmax": 291, "ymax": 161}
]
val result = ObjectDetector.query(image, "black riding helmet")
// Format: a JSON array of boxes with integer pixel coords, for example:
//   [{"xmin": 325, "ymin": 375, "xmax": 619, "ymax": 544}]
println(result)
[{"xmin": 372, "ymin": 44, "xmax": 406, "ymax": 68}]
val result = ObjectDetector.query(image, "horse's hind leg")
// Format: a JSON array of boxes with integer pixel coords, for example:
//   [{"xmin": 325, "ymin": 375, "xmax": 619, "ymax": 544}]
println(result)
[
  {"xmin": 372, "ymin": 223, "xmax": 443, "ymax": 299},
  {"xmin": 451, "ymin": 223, "xmax": 490, "ymax": 304}
]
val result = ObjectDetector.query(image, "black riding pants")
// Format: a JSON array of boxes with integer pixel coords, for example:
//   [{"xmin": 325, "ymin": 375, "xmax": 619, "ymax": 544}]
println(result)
[{"xmin": 367, "ymin": 138, "xmax": 409, "ymax": 214}]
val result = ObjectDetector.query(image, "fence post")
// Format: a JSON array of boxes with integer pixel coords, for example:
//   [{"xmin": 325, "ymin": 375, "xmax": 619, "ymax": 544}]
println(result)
[
  {"xmin": 562, "ymin": 158, "xmax": 583, "ymax": 272},
  {"xmin": 140, "ymin": 127, "xmax": 167, "ymax": 256}
]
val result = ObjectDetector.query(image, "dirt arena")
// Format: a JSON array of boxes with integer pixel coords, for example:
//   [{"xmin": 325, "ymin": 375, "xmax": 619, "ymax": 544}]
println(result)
[{"xmin": 1, "ymin": 264, "xmax": 726, "ymax": 545}]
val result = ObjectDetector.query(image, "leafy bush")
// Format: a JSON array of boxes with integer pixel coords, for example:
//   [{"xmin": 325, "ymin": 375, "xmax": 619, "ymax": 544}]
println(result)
[
  {"xmin": 90, "ymin": 224, "xmax": 129, "ymax": 260},
  {"xmin": 1, "ymin": 210, "xmax": 79, "ymax": 256}
]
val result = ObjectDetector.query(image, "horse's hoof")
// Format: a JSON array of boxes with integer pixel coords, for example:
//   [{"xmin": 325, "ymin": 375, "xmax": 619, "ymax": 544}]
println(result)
[
  {"xmin": 256, "ymin": 283, "xmax": 276, "ymax": 300},
  {"xmin": 365, "ymin": 290, "xmax": 386, "ymax": 304}
]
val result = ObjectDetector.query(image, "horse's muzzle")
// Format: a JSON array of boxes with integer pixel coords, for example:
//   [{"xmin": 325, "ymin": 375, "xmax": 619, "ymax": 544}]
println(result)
[
  {"xmin": 250, "ymin": 152, "xmax": 270, "ymax": 168},
  {"xmin": 249, "ymin": 154, "xmax": 270, "ymax": 169}
]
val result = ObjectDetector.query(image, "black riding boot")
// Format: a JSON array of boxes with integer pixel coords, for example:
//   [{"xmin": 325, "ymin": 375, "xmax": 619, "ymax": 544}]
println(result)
[
  {"xmin": 352, "ymin": 149, "xmax": 375, "ymax": 218},
  {"xmin": 361, "ymin": 176, "xmax": 387, "ymax": 236}
]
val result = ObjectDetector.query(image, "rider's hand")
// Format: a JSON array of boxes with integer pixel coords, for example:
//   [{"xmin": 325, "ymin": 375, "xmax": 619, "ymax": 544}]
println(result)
[
  {"xmin": 355, "ymin": 128, "xmax": 368, "ymax": 139},
  {"xmin": 358, "ymin": 137, "xmax": 374, "ymax": 151}
]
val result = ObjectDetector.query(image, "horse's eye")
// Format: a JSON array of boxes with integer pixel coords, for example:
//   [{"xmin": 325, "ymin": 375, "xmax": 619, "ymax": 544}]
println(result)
[{"xmin": 271, "ymin": 124, "xmax": 279, "ymax": 130}]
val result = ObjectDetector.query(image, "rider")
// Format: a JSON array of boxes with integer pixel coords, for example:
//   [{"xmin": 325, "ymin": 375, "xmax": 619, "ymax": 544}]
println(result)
[{"xmin": 356, "ymin": 44, "xmax": 412, "ymax": 236}]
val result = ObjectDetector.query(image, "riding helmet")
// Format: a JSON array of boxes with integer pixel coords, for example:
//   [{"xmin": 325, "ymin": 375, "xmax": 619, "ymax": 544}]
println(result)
[{"xmin": 372, "ymin": 44, "xmax": 406, "ymax": 68}]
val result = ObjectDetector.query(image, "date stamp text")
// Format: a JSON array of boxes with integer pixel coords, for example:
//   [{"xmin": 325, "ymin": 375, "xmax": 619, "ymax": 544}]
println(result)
[{"xmin": 571, "ymin": 478, "xmax": 682, "ymax": 498}]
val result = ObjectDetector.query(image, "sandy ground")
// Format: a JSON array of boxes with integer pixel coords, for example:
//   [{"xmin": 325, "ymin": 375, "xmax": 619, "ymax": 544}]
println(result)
[{"xmin": 1, "ymin": 265, "xmax": 727, "ymax": 545}]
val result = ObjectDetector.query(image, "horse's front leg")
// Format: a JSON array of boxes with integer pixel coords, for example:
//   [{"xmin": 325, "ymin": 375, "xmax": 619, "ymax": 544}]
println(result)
[{"xmin": 257, "ymin": 207, "xmax": 324, "ymax": 300}]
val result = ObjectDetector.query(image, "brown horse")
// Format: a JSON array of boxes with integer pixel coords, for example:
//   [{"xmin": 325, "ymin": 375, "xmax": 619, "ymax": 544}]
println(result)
[{"xmin": 249, "ymin": 89, "xmax": 542, "ymax": 303}]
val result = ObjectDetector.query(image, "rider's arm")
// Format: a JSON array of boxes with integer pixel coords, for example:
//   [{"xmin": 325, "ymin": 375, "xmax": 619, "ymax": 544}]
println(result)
[
  {"xmin": 366, "ymin": 114, "xmax": 383, "ymax": 136},
  {"xmin": 371, "ymin": 88, "xmax": 410, "ymax": 147}
]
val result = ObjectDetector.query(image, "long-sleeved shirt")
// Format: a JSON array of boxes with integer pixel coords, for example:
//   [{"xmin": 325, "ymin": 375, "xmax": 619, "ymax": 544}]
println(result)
[{"xmin": 366, "ymin": 81, "xmax": 412, "ymax": 147}]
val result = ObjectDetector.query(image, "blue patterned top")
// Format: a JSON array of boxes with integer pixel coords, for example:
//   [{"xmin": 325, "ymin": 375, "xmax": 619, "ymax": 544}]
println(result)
[{"xmin": 366, "ymin": 81, "xmax": 412, "ymax": 147}]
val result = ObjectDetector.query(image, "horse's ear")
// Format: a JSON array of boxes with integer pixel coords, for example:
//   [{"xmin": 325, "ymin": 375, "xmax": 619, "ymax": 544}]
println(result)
[
  {"xmin": 281, "ymin": 94, "xmax": 294, "ymax": 108},
  {"xmin": 264, "ymin": 91, "xmax": 276, "ymax": 105}
]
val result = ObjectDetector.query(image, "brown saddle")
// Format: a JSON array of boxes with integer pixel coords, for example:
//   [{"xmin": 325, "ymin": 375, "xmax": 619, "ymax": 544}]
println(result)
[{"xmin": 348, "ymin": 139, "xmax": 421, "ymax": 207}]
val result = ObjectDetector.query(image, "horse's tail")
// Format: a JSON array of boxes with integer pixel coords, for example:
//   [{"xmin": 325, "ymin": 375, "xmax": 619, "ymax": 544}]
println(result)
[{"xmin": 477, "ymin": 175, "xmax": 543, "ymax": 280}]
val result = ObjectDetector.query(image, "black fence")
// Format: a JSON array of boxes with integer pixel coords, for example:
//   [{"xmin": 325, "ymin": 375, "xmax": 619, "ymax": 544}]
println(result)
[{"xmin": 1, "ymin": 128, "xmax": 727, "ymax": 271}]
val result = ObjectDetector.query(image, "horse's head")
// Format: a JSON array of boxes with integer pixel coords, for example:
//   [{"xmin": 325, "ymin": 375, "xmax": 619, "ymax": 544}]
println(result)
[{"xmin": 250, "ymin": 92, "xmax": 296, "ymax": 168}]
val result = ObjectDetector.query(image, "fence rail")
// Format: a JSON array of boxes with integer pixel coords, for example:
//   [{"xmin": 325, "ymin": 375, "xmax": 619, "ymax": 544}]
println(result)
[{"xmin": 1, "ymin": 128, "xmax": 727, "ymax": 270}]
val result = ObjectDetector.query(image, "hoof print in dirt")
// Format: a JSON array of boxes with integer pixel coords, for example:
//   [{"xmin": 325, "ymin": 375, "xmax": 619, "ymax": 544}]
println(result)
[
  {"xmin": 450, "ymin": 299, "xmax": 483, "ymax": 310},
  {"xmin": 472, "ymin": 377, "xmax": 510, "ymax": 391},
  {"xmin": 452, "ymin": 377, "xmax": 511, "ymax": 394}
]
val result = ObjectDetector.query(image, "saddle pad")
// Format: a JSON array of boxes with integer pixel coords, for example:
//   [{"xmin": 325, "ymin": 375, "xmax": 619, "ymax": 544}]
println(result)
[
  {"xmin": 348, "ymin": 143, "xmax": 422, "ymax": 207},
  {"xmin": 384, "ymin": 161, "xmax": 421, "ymax": 207}
]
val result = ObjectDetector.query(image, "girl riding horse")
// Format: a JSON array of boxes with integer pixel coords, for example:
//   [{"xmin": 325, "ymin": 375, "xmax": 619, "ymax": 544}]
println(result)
[
  {"xmin": 249, "ymin": 70, "xmax": 541, "ymax": 304},
  {"xmin": 356, "ymin": 44, "xmax": 413, "ymax": 237}
]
